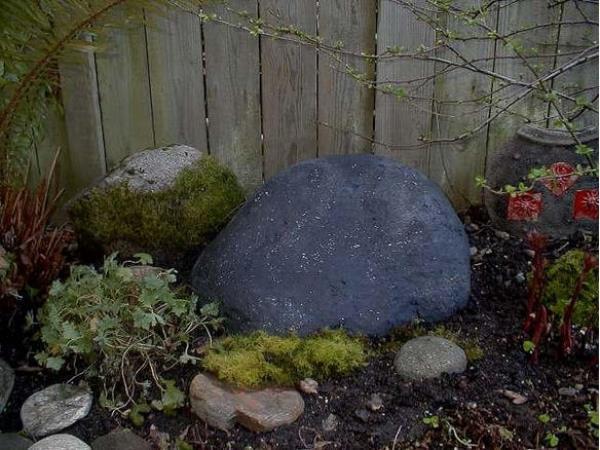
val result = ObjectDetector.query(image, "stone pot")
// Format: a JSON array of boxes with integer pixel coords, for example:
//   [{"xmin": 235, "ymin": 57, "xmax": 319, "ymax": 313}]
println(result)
[{"xmin": 485, "ymin": 125, "xmax": 598, "ymax": 238}]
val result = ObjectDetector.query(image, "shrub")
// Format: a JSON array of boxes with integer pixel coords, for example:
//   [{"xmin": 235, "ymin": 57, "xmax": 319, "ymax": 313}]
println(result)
[
  {"xmin": 36, "ymin": 253, "xmax": 222, "ymax": 412},
  {"xmin": 69, "ymin": 156, "xmax": 245, "ymax": 254},
  {"xmin": 202, "ymin": 329, "xmax": 366, "ymax": 388}
]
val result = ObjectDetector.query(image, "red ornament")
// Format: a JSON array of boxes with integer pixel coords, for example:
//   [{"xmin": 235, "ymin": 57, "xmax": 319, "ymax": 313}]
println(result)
[
  {"xmin": 573, "ymin": 189, "xmax": 599, "ymax": 220},
  {"xmin": 507, "ymin": 192, "xmax": 543, "ymax": 221},
  {"xmin": 541, "ymin": 162, "xmax": 578, "ymax": 197}
]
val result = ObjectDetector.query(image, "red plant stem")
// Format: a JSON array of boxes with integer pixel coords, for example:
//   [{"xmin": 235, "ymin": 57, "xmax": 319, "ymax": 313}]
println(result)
[{"xmin": 530, "ymin": 305, "xmax": 548, "ymax": 365}]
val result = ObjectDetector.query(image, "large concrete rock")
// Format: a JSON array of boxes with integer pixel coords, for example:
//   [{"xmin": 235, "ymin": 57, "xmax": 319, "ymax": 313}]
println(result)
[{"xmin": 192, "ymin": 155, "xmax": 470, "ymax": 335}]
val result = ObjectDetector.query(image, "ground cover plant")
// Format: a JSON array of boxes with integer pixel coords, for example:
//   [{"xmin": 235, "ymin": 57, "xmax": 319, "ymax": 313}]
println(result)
[
  {"xmin": 69, "ymin": 157, "xmax": 245, "ymax": 254},
  {"xmin": 35, "ymin": 253, "xmax": 222, "ymax": 416},
  {"xmin": 202, "ymin": 329, "xmax": 366, "ymax": 388}
]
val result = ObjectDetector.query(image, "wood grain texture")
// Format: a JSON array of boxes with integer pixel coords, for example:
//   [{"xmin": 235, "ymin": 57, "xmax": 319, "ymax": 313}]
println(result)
[
  {"xmin": 318, "ymin": 0, "xmax": 376, "ymax": 156},
  {"xmin": 374, "ymin": 0, "xmax": 435, "ymax": 173},
  {"xmin": 203, "ymin": 0, "xmax": 262, "ymax": 191},
  {"xmin": 95, "ymin": 6, "xmax": 154, "ymax": 169},
  {"xmin": 428, "ymin": 0, "xmax": 498, "ymax": 210},
  {"xmin": 146, "ymin": 6, "xmax": 207, "ymax": 151},
  {"xmin": 58, "ymin": 44, "xmax": 106, "ymax": 190},
  {"xmin": 260, "ymin": 0, "xmax": 317, "ymax": 179}
]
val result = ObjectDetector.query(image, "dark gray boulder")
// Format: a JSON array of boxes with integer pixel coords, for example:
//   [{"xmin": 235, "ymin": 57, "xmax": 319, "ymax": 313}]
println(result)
[{"xmin": 192, "ymin": 155, "xmax": 470, "ymax": 335}]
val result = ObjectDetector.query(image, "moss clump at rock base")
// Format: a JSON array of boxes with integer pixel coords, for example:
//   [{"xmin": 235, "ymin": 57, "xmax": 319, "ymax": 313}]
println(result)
[
  {"xmin": 202, "ymin": 329, "xmax": 366, "ymax": 388},
  {"xmin": 69, "ymin": 157, "xmax": 245, "ymax": 253},
  {"xmin": 542, "ymin": 249, "xmax": 598, "ymax": 327}
]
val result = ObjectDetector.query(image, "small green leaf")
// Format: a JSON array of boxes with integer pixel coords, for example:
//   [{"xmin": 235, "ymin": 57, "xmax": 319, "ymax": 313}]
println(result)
[
  {"xmin": 200, "ymin": 302, "xmax": 220, "ymax": 317},
  {"xmin": 133, "ymin": 253, "xmax": 153, "ymax": 265},
  {"xmin": 575, "ymin": 144, "xmax": 593, "ymax": 157},
  {"xmin": 538, "ymin": 413, "xmax": 551, "ymax": 424},
  {"xmin": 129, "ymin": 403, "xmax": 151, "ymax": 427},
  {"xmin": 545, "ymin": 432, "xmax": 559, "ymax": 447},
  {"xmin": 46, "ymin": 356, "xmax": 65, "ymax": 371},
  {"xmin": 523, "ymin": 340, "xmax": 535, "ymax": 354}
]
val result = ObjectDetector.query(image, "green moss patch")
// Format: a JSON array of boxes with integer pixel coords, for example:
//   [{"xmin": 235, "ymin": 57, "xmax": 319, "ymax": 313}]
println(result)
[
  {"xmin": 69, "ymin": 157, "xmax": 245, "ymax": 253},
  {"xmin": 202, "ymin": 329, "xmax": 366, "ymax": 388},
  {"xmin": 542, "ymin": 249, "xmax": 598, "ymax": 327}
]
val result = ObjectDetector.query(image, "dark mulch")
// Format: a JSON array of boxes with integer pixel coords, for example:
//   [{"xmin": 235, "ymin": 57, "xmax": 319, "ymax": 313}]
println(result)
[{"xmin": 1, "ymin": 210, "xmax": 598, "ymax": 449}]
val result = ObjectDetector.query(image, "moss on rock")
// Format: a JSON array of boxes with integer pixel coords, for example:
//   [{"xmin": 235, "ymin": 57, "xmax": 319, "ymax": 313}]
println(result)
[
  {"xmin": 202, "ymin": 329, "xmax": 366, "ymax": 388},
  {"xmin": 542, "ymin": 249, "xmax": 598, "ymax": 327},
  {"xmin": 69, "ymin": 156, "xmax": 245, "ymax": 254}
]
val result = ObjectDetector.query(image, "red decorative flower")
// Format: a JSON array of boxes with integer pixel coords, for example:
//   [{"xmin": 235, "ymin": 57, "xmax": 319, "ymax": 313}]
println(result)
[
  {"xmin": 541, "ymin": 162, "xmax": 578, "ymax": 197},
  {"xmin": 507, "ymin": 192, "xmax": 543, "ymax": 221},
  {"xmin": 573, "ymin": 189, "xmax": 599, "ymax": 220}
]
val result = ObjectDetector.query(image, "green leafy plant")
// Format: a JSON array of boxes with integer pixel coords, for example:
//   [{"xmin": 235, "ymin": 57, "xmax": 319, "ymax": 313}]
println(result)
[
  {"xmin": 69, "ymin": 156, "xmax": 245, "ymax": 254},
  {"xmin": 36, "ymin": 253, "xmax": 222, "ymax": 411},
  {"xmin": 423, "ymin": 414, "xmax": 440, "ymax": 429},
  {"xmin": 544, "ymin": 432, "xmax": 559, "ymax": 447},
  {"xmin": 585, "ymin": 404, "xmax": 599, "ymax": 438},
  {"xmin": 202, "ymin": 329, "xmax": 366, "ymax": 388}
]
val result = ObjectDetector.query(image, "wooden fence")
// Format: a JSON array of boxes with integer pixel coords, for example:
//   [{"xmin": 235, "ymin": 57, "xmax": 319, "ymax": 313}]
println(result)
[{"xmin": 33, "ymin": 0, "xmax": 598, "ymax": 211}]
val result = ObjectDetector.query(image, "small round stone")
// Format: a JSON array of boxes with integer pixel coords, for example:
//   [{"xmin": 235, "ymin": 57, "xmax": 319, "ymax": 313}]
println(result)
[
  {"xmin": 394, "ymin": 336, "xmax": 467, "ymax": 381},
  {"xmin": 29, "ymin": 434, "xmax": 90, "ymax": 450}
]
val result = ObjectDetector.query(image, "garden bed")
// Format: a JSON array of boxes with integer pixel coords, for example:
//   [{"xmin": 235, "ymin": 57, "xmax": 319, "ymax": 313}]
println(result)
[{"xmin": 0, "ymin": 209, "xmax": 597, "ymax": 449}]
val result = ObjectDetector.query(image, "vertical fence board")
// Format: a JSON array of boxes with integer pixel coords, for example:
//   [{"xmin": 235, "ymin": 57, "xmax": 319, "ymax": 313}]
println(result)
[
  {"xmin": 552, "ymin": 1, "xmax": 598, "ymax": 129},
  {"xmin": 260, "ymin": 0, "xmax": 317, "ymax": 179},
  {"xmin": 374, "ymin": 0, "xmax": 435, "ymax": 173},
  {"xmin": 318, "ymin": 0, "xmax": 376, "ymax": 156},
  {"xmin": 428, "ymin": 1, "xmax": 497, "ymax": 209},
  {"xmin": 203, "ymin": 0, "xmax": 263, "ymax": 191},
  {"xmin": 59, "ymin": 45, "xmax": 106, "ymax": 191},
  {"xmin": 485, "ymin": 0, "xmax": 561, "ymax": 177},
  {"xmin": 95, "ymin": 7, "xmax": 154, "ymax": 169},
  {"xmin": 146, "ymin": 7, "xmax": 207, "ymax": 151}
]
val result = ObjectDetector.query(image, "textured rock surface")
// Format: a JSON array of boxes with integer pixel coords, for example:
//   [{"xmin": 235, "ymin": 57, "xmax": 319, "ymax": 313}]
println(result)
[
  {"xmin": 98, "ymin": 145, "xmax": 202, "ymax": 193},
  {"xmin": 91, "ymin": 429, "xmax": 150, "ymax": 450},
  {"xmin": 189, "ymin": 373, "xmax": 304, "ymax": 432},
  {"xmin": 29, "ymin": 434, "xmax": 90, "ymax": 449},
  {"xmin": 0, "ymin": 359, "xmax": 14, "ymax": 414},
  {"xmin": 192, "ymin": 154, "xmax": 470, "ymax": 335},
  {"xmin": 0, "ymin": 433, "xmax": 33, "ymax": 450},
  {"xmin": 394, "ymin": 336, "xmax": 467, "ymax": 381},
  {"xmin": 21, "ymin": 384, "xmax": 93, "ymax": 437}
]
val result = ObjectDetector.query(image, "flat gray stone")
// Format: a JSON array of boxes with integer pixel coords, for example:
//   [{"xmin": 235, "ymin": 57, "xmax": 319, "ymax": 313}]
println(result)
[
  {"xmin": 189, "ymin": 373, "xmax": 304, "ymax": 432},
  {"xmin": 0, "ymin": 433, "xmax": 33, "ymax": 450},
  {"xmin": 192, "ymin": 155, "xmax": 470, "ymax": 336},
  {"xmin": 99, "ymin": 145, "xmax": 203, "ymax": 193},
  {"xmin": 91, "ymin": 429, "xmax": 150, "ymax": 450},
  {"xmin": 0, "ymin": 359, "xmax": 14, "ymax": 414},
  {"xmin": 21, "ymin": 384, "xmax": 93, "ymax": 437},
  {"xmin": 394, "ymin": 336, "xmax": 467, "ymax": 381},
  {"xmin": 29, "ymin": 434, "xmax": 90, "ymax": 450}
]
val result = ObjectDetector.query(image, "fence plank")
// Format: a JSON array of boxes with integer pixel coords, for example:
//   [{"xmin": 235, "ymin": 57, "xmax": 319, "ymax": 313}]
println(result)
[
  {"xmin": 374, "ymin": 0, "xmax": 435, "ymax": 173},
  {"xmin": 552, "ymin": 0, "xmax": 598, "ymax": 129},
  {"xmin": 260, "ymin": 0, "xmax": 317, "ymax": 179},
  {"xmin": 58, "ymin": 44, "xmax": 106, "ymax": 191},
  {"xmin": 146, "ymin": 6, "xmax": 207, "ymax": 151},
  {"xmin": 428, "ymin": 1, "xmax": 497, "ymax": 210},
  {"xmin": 485, "ymin": 0, "xmax": 561, "ymax": 181},
  {"xmin": 318, "ymin": 0, "xmax": 376, "ymax": 156},
  {"xmin": 203, "ymin": 0, "xmax": 262, "ymax": 191},
  {"xmin": 95, "ymin": 7, "xmax": 154, "ymax": 169}
]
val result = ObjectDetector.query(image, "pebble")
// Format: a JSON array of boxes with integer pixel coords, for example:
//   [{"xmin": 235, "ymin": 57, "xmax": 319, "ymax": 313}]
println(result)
[
  {"xmin": 0, "ymin": 433, "xmax": 33, "ymax": 450},
  {"xmin": 394, "ymin": 336, "xmax": 467, "ymax": 381},
  {"xmin": 189, "ymin": 373, "xmax": 304, "ymax": 432},
  {"xmin": 0, "ymin": 358, "xmax": 14, "ymax": 414},
  {"xmin": 469, "ymin": 247, "xmax": 478, "ymax": 257},
  {"xmin": 21, "ymin": 384, "xmax": 93, "ymax": 437},
  {"xmin": 322, "ymin": 413, "xmax": 339, "ymax": 432},
  {"xmin": 515, "ymin": 272, "xmax": 526, "ymax": 284},
  {"xmin": 366, "ymin": 393, "xmax": 383, "ymax": 411},
  {"xmin": 29, "ymin": 434, "xmax": 90, "ymax": 450},
  {"xmin": 495, "ymin": 230, "xmax": 510, "ymax": 240},
  {"xmin": 91, "ymin": 429, "xmax": 151, "ymax": 450},
  {"xmin": 298, "ymin": 378, "xmax": 319, "ymax": 395},
  {"xmin": 524, "ymin": 249, "xmax": 536, "ymax": 258},
  {"xmin": 558, "ymin": 387, "xmax": 578, "ymax": 397},
  {"xmin": 354, "ymin": 409, "xmax": 370, "ymax": 422}
]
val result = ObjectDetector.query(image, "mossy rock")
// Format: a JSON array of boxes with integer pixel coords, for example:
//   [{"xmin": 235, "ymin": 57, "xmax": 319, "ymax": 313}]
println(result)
[
  {"xmin": 69, "ymin": 146, "xmax": 245, "ymax": 255},
  {"xmin": 542, "ymin": 249, "xmax": 598, "ymax": 327}
]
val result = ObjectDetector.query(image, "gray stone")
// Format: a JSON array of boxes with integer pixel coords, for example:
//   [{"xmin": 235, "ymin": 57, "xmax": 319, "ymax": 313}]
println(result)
[
  {"xmin": 298, "ymin": 378, "xmax": 318, "ymax": 395},
  {"xmin": 0, "ymin": 359, "xmax": 14, "ymax": 414},
  {"xmin": 98, "ymin": 145, "xmax": 203, "ymax": 193},
  {"xmin": 354, "ymin": 409, "xmax": 370, "ymax": 422},
  {"xmin": 367, "ymin": 393, "xmax": 383, "ymax": 411},
  {"xmin": 189, "ymin": 373, "xmax": 304, "ymax": 432},
  {"xmin": 21, "ymin": 384, "xmax": 93, "ymax": 437},
  {"xmin": 322, "ymin": 413, "xmax": 339, "ymax": 432},
  {"xmin": 0, "ymin": 433, "xmax": 32, "ymax": 450},
  {"xmin": 394, "ymin": 336, "xmax": 467, "ymax": 381},
  {"xmin": 485, "ymin": 125, "xmax": 598, "ymax": 238},
  {"xmin": 558, "ymin": 387, "xmax": 578, "ymax": 397},
  {"xmin": 192, "ymin": 155, "xmax": 470, "ymax": 335},
  {"xmin": 29, "ymin": 434, "xmax": 90, "ymax": 450},
  {"xmin": 91, "ymin": 429, "xmax": 150, "ymax": 450}
]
